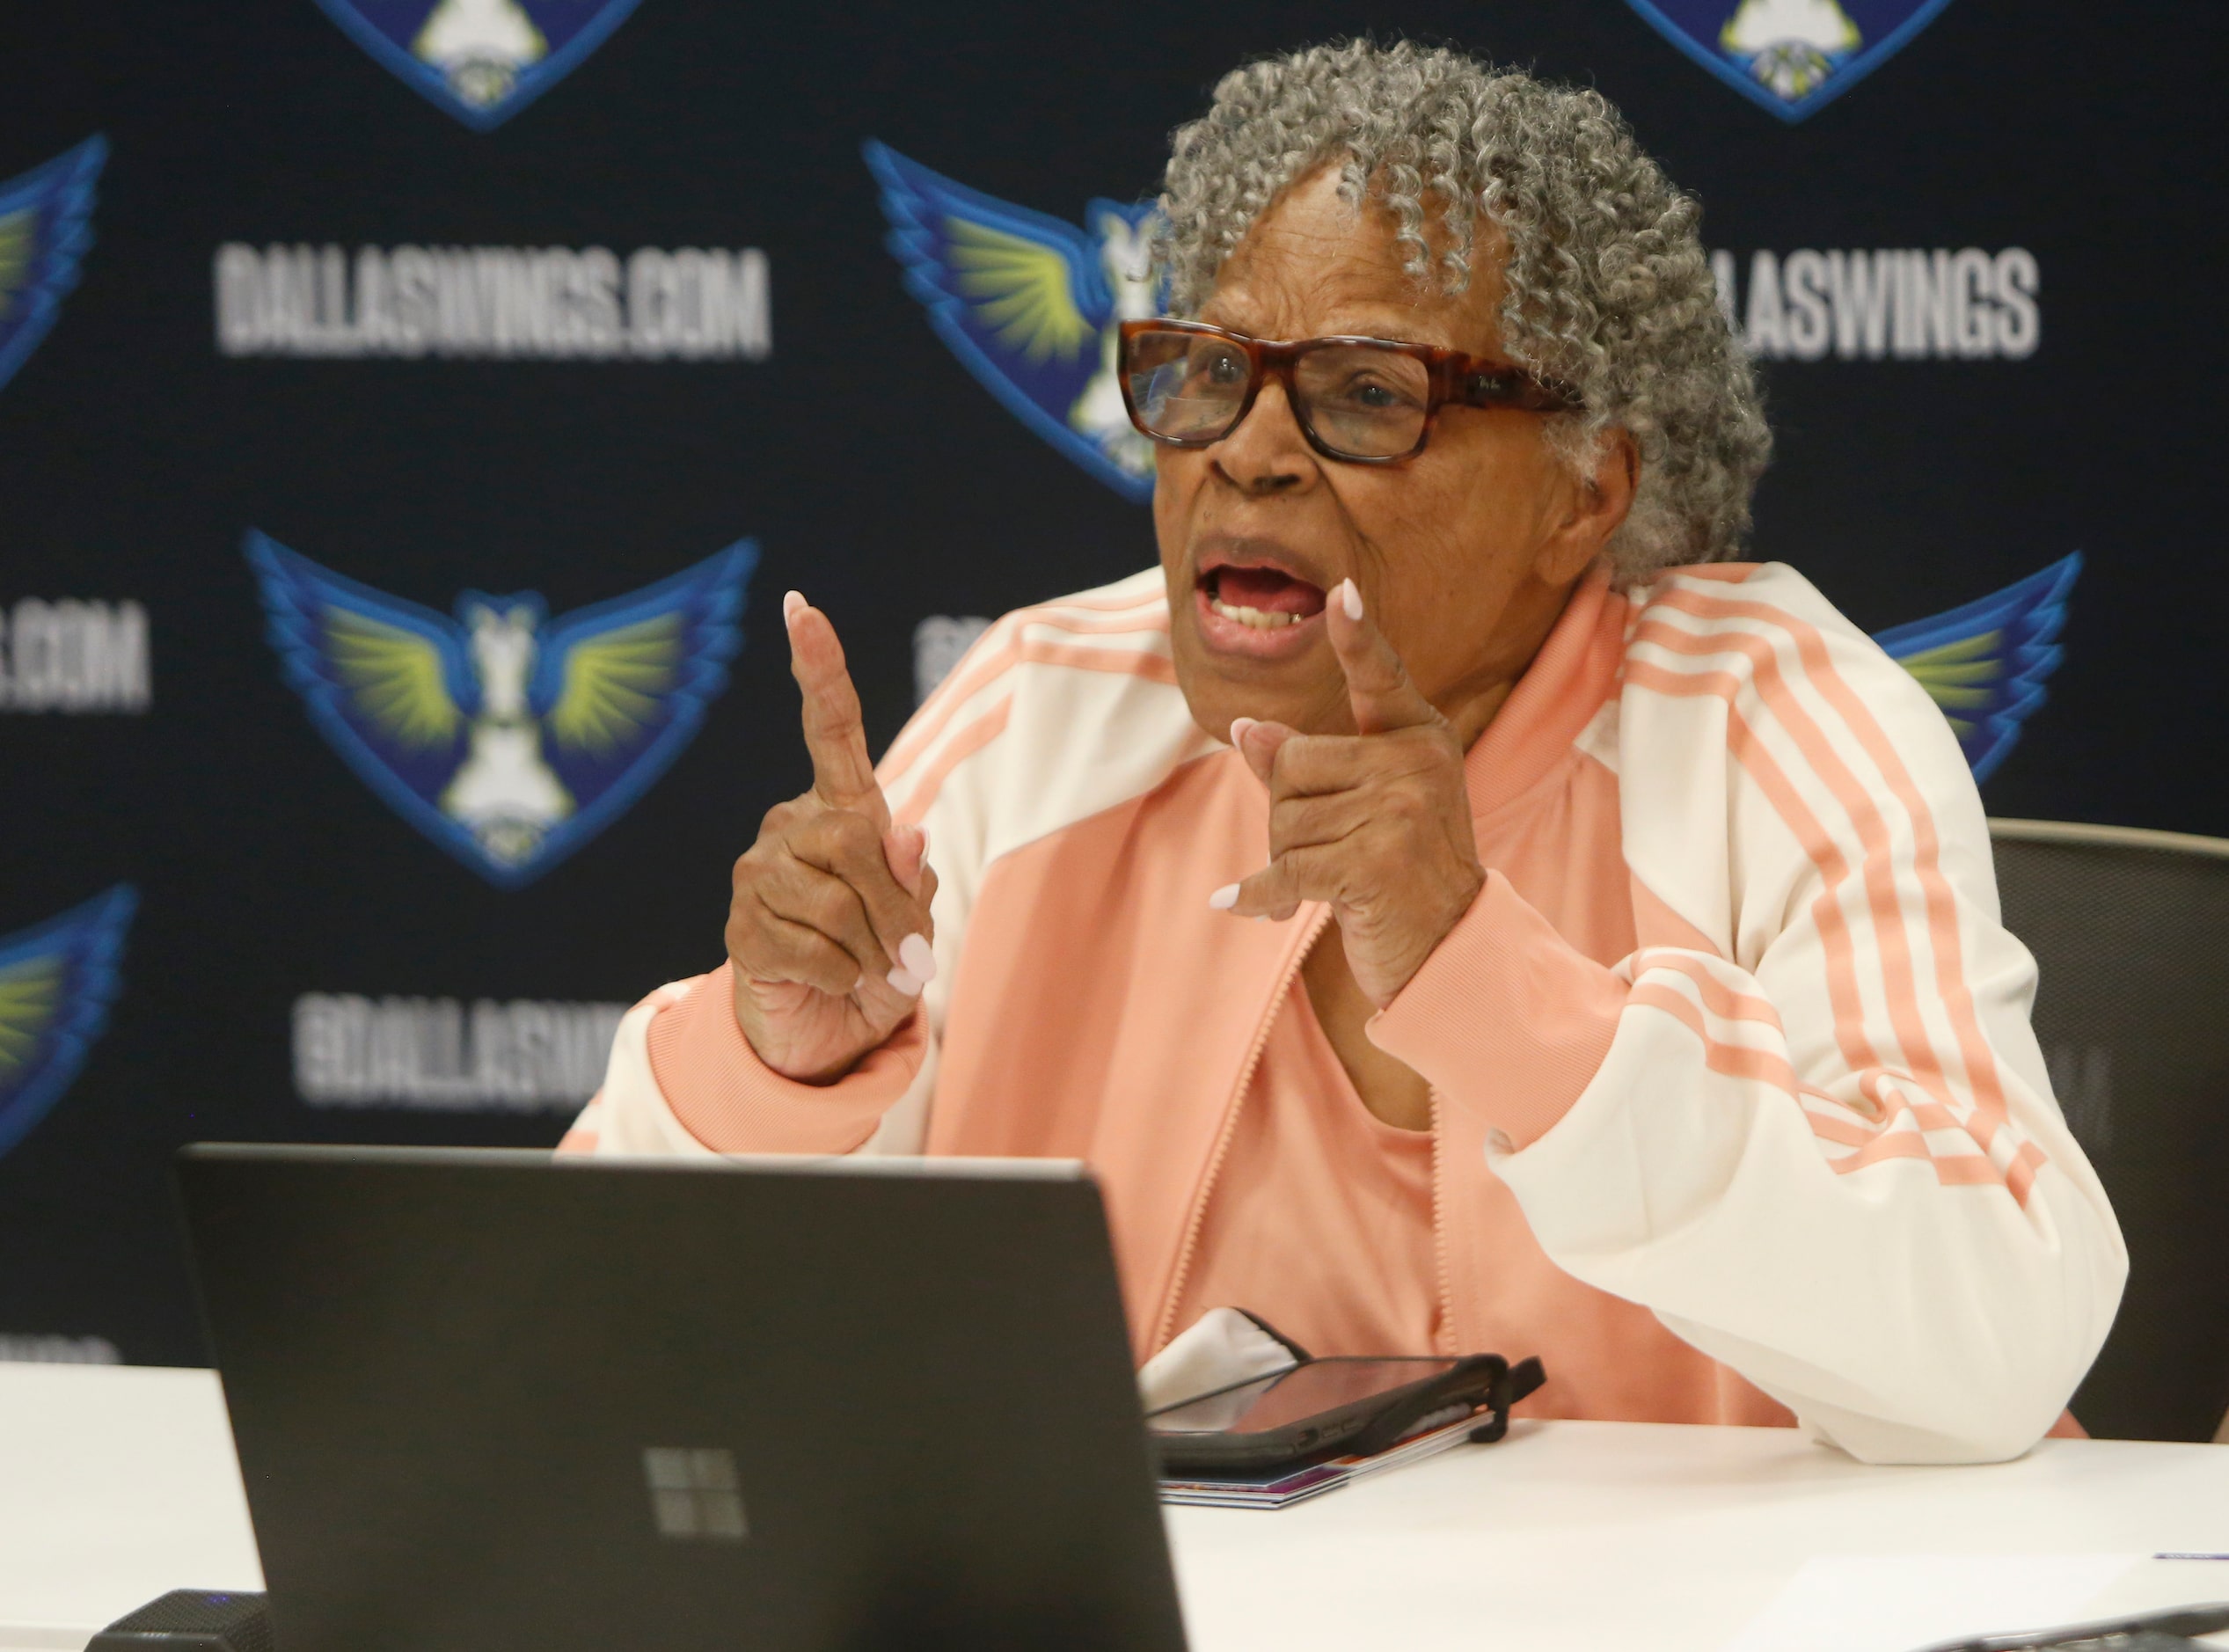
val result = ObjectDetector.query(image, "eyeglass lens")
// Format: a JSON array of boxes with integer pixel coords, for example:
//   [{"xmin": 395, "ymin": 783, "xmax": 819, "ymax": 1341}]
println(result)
[{"xmin": 1125, "ymin": 329, "xmax": 1432, "ymax": 459}]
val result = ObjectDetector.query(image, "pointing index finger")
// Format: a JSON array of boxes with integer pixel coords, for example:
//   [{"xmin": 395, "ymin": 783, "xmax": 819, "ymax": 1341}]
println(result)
[
  {"xmin": 1326, "ymin": 578, "xmax": 1441, "ymax": 735},
  {"xmin": 786, "ymin": 591, "xmax": 888, "ymax": 822}
]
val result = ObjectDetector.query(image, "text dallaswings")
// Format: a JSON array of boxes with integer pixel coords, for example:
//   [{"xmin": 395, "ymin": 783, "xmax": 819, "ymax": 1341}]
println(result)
[
  {"xmin": 1711, "ymin": 247, "xmax": 2040, "ymax": 362},
  {"xmin": 214, "ymin": 244, "xmax": 771, "ymax": 360}
]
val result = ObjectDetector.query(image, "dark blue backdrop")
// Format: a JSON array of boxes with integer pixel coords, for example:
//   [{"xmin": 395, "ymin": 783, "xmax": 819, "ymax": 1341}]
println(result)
[{"xmin": 0, "ymin": 0, "xmax": 2220, "ymax": 1367}]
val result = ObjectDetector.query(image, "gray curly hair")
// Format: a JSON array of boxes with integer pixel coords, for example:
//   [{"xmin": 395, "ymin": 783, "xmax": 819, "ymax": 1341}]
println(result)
[{"xmin": 1158, "ymin": 39, "xmax": 1770, "ymax": 582}]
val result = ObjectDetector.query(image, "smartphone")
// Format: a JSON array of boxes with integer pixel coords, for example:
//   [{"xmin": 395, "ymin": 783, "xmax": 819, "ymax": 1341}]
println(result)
[{"xmin": 1145, "ymin": 1354, "xmax": 1509, "ymax": 1473}]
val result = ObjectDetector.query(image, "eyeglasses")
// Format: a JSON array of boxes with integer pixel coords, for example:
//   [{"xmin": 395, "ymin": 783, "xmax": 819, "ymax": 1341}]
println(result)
[{"xmin": 1117, "ymin": 318, "xmax": 1581, "ymax": 464}]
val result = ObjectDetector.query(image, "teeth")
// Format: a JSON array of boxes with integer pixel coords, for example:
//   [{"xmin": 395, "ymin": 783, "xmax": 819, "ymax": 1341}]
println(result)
[{"xmin": 1210, "ymin": 596, "xmax": 1301, "ymax": 630}]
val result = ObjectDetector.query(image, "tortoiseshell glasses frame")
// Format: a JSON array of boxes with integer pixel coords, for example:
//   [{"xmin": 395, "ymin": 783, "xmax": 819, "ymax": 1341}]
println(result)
[{"xmin": 1117, "ymin": 318, "xmax": 1582, "ymax": 465}]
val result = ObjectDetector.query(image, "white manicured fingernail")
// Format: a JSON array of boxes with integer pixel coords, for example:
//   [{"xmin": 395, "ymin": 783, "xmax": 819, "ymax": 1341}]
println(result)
[
  {"xmin": 898, "ymin": 933, "xmax": 937, "ymax": 983},
  {"xmin": 783, "ymin": 589, "xmax": 807, "ymax": 623},
  {"xmin": 1229, "ymin": 716, "xmax": 1257, "ymax": 747},
  {"xmin": 1208, "ymin": 883, "xmax": 1241, "ymax": 910},
  {"xmin": 886, "ymin": 965, "xmax": 923, "ymax": 998},
  {"xmin": 917, "ymin": 823, "xmax": 931, "ymax": 858},
  {"xmin": 1337, "ymin": 579, "xmax": 1363, "ymax": 620}
]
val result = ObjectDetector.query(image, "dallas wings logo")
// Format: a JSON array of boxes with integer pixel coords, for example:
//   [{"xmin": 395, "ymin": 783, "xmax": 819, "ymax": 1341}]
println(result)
[
  {"xmin": 0, "ymin": 887, "xmax": 135, "ymax": 1159},
  {"xmin": 0, "ymin": 136, "xmax": 106, "ymax": 394},
  {"xmin": 1626, "ymin": 0, "xmax": 1955, "ymax": 121},
  {"xmin": 866, "ymin": 141, "xmax": 1162, "ymax": 503},
  {"xmin": 1877, "ymin": 552, "xmax": 2079, "ymax": 781},
  {"xmin": 312, "ymin": 0, "xmax": 641, "ymax": 129},
  {"xmin": 249, "ymin": 534, "xmax": 754, "ymax": 887}
]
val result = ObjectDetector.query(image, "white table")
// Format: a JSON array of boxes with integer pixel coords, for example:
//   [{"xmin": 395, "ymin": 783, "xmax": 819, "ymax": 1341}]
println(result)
[{"xmin": 4, "ymin": 1362, "xmax": 2225, "ymax": 1651}]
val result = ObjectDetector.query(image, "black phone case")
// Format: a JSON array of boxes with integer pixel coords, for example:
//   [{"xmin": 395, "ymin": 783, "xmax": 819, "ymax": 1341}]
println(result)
[{"xmin": 1152, "ymin": 1354, "xmax": 1511, "ymax": 1474}]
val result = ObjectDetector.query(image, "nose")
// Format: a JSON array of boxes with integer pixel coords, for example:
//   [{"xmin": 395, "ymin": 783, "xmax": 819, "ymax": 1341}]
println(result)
[{"xmin": 1210, "ymin": 377, "xmax": 1319, "ymax": 498}]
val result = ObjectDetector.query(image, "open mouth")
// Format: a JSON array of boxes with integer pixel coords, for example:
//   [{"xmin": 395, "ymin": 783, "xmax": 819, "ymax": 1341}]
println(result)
[{"xmin": 1198, "ymin": 563, "xmax": 1328, "ymax": 632}]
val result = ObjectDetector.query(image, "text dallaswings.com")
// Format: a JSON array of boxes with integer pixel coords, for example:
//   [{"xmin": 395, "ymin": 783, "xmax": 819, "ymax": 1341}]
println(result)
[
  {"xmin": 214, "ymin": 244, "xmax": 771, "ymax": 360},
  {"xmin": 0, "ymin": 1334, "xmax": 121, "ymax": 1365},
  {"xmin": 0, "ymin": 599, "xmax": 149, "ymax": 713}
]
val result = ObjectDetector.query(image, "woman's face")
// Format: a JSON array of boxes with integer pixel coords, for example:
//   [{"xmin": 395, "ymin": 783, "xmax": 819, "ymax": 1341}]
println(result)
[{"xmin": 1155, "ymin": 164, "xmax": 1630, "ymax": 745}]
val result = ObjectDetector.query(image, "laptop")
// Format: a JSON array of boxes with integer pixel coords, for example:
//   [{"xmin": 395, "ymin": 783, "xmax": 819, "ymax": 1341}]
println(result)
[{"xmin": 175, "ymin": 1144, "xmax": 1188, "ymax": 1652}]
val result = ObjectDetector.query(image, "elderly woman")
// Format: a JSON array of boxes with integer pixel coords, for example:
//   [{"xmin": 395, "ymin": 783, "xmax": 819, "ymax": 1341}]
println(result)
[{"xmin": 567, "ymin": 40, "xmax": 2123, "ymax": 1463}]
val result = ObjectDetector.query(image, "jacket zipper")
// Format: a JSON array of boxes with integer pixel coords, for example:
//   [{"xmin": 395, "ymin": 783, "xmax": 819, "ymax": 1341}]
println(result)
[{"xmin": 1149, "ymin": 905, "xmax": 1334, "ymax": 1354}]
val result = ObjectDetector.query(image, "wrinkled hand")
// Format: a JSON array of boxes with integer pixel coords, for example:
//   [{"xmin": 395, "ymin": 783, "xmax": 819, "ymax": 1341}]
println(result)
[
  {"xmin": 727, "ymin": 592, "xmax": 939, "ymax": 1084},
  {"xmin": 1212, "ymin": 580, "xmax": 1484, "ymax": 1008}
]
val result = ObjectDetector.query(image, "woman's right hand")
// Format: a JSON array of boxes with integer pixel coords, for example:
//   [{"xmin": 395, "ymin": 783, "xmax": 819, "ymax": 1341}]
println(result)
[{"xmin": 726, "ymin": 592, "xmax": 939, "ymax": 1084}]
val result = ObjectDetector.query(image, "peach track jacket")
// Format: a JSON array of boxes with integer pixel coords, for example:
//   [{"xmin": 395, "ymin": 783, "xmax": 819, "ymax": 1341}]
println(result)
[{"xmin": 566, "ymin": 560, "xmax": 2126, "ymax": 1465}]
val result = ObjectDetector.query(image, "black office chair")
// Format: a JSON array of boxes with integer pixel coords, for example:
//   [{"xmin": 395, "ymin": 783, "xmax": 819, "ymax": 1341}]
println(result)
[{"xmin": 1990, "ymin": 818, "xmax": 2229, "ymax": 1443}]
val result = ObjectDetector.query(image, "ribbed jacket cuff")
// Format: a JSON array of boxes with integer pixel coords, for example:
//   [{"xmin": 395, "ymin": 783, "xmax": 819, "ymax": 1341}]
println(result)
[
  {"xmin": 647, "ymin": 961, "xmax": 927, "ymax": 1153},
  {"xmin": 1368, "ymin": 872, "xmax": 1624, "ymax": 1151}
]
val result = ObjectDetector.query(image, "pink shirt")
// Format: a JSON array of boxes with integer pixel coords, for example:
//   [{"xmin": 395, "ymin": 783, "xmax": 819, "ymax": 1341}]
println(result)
[{"xmin": 1171, "ymin": 972, "xmax": 1443, "ymax": 1359}]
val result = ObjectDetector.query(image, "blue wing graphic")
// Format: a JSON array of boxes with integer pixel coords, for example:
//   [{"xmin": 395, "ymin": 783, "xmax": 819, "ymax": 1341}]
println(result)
[
  {"xmin": 311, "ymin": 0, "xmax": 644, "ymax": 131},
  {"xmin": 1874, "ymin": 552, "xmax": 2080, "ymax": 782},
  {"xmin": 246, "ymin": 530, "xmax": 478, "ymax": 836},
  {"xmin": 249, "ymin": 531, "xmax": 754, "ymax": 888},
  {"xmin": 0, "ymin": 885, "xmax": 135, "ymax": 1159},
  {"xmin": 1623, "ymin": 0, "xmax": 1957, "ymax": 123},
  {"xmin": 522, "ymin": 541, "xmax": 756, "ymax": 865},
  {"xmin": 0, "ymin": 135, "xmax": 106, "ymax": 394},
  {"xmin": 865, "ymin": 139, "xmax": 1160, "ymax": 502}
]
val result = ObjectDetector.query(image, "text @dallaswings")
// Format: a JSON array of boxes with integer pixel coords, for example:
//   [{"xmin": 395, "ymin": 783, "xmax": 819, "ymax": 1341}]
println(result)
[{"xmin": 292, "ymin": 993, "xmax": 628, "ymax": 1111}]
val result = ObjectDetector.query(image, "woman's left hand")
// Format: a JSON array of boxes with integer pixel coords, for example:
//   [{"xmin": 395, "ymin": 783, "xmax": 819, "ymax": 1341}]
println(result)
[{"xmin": 1213, "ymin": 580, "xmax": 1486, "ymax": 1008}]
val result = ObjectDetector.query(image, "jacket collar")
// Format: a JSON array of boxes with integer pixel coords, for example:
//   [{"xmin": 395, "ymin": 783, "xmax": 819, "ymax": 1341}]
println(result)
[{"xmin": 1462, "ymin": 563, "xmax": 1626, "ymax": 821}]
